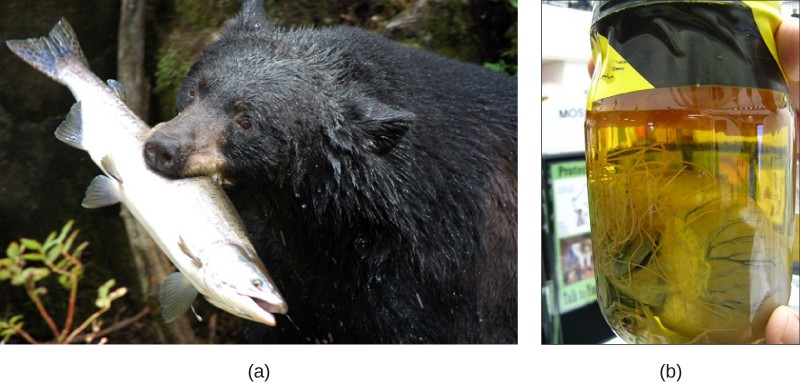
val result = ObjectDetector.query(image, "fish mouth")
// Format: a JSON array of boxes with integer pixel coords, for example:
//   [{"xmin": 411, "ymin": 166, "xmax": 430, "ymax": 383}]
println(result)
[
  {"xmin": 251, "ymin": 296, "xmax": 288, "ymax": 315},
  {"xmin": 238, "ymin": 293, "xmax": 288, "ymax": 327}
]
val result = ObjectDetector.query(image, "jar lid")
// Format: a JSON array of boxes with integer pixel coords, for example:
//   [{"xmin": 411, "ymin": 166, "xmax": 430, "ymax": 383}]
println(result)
[
  {"xmin": 593, "ymin": 0, "xmax": 673, "ymax": 22},
  {"xmin": 588, "ymin": 0, "xmax": 788, "ymax": 101},
  {"xmin": 591, "ymin": 0, "xmax": 776, "ymax": 25}
]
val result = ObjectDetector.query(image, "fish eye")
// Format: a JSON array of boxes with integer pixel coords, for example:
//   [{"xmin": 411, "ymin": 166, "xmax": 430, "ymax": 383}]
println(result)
[{"xmin": 251, "ymin": 279, "xmax": 263, "ymax": 288}]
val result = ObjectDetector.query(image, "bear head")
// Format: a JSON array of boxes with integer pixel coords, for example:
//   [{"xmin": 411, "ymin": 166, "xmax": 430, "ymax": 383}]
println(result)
[{"xmin": 143, "ymin": 0, "xmax": 415, "ymax": 188}]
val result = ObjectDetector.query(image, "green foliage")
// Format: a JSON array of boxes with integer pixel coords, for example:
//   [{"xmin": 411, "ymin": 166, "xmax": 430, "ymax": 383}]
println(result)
[
  {"xmin": 154, "ymin": 47, "xmax": 188, "ymax": 97},
  {"xmin": 154, "ymin": 29, "xmax": 214, "ymax": 121},
  {"xmin": 0, "ymin": 315, "xmax": 25, "ymax": 344},
  {"xmin": 95, "ymin": 279, "xmax": 127, "ymax": 310},
  {"xmin": 483, "ymin": 59, "xmax": 515, "ymax": 76},
  {"xmin": 174, "ymin": 0, "xmax": 238, "ymax": 28},
  {"xmin": 483, "ymin": 0, "xmax": 517, "ymax": 77},
  {"xmin": 0, "ymin": 220, "xmax": 127, "ymax": 344},
  {"xmin": 154, "ymin": 0, "xmax": 238, "ymax": 121}
]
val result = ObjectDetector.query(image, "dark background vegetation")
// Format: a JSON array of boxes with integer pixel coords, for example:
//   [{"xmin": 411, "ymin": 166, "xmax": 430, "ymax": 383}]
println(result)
[{"xmin": 0, "ymin": 0, "xmax": 517, "ymax": 344}]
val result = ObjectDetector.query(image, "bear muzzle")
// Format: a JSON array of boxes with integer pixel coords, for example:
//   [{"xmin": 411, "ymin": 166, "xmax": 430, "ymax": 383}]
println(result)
[{"xmin": 144, "ymin": 130, "xmax": 187, "ymax": 177}]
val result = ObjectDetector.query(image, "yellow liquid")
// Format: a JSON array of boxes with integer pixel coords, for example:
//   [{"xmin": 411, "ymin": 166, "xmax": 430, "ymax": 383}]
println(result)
[
  {"xmin": 585, "ymin": 86, "xmax": 796, "ymax": 344},
  {"xmin": 795, "ymin": 213, "xmax": 799, "ymax": 262}
]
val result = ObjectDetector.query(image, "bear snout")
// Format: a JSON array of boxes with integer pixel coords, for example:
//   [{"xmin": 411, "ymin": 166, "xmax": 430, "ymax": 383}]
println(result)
[{"xmin": 144, "ymin": 131, "xmax": 185, "ymax": 177}]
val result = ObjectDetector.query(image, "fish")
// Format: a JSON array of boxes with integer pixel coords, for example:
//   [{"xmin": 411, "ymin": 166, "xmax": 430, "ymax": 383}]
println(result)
[{"xmin": 6, "ymin": 18, "xmax": 288, "ymax": 326}]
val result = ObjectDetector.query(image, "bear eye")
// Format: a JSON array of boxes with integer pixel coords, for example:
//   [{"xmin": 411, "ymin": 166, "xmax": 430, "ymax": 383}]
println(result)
[
  {"xmin": 187, "ymin": 87, "xmax": 196, "ymax": 98},
  {"xmin": 237, "ymin": 115, "xmax": 253, "ymax": 130}
]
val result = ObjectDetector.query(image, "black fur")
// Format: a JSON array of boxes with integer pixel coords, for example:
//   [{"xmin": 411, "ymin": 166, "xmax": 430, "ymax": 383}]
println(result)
[{"xmin": 146, "ymin": 0, "xmax": 517, "ymax": 343}]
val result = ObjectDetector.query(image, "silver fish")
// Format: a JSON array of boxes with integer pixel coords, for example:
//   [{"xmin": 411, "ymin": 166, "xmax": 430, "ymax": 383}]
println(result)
[{"xmin": 6, "ymin": 18, "xmax": 288, "ymax": 326}]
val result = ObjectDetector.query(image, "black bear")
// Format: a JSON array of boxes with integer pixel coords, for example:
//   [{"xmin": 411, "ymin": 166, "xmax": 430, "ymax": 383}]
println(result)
[{"xmin": 144, "ymin": 0, "xmax": 517, "ymax": 343}]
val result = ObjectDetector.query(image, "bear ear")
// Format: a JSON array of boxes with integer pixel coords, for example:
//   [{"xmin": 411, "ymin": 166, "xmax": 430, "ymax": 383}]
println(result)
[
  {"xmin": 226, "ymin": 0, "xmax": 271, "ymax": 35},
  {"xmin": 351, "ymin": 98, "xmax": 414, "ymax": 155}
]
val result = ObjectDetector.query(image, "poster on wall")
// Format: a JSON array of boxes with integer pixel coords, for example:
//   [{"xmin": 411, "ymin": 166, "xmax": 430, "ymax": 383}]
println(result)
[{"xmin": 547, "ymin": 158, "xmax": 597, "ymax": 314}]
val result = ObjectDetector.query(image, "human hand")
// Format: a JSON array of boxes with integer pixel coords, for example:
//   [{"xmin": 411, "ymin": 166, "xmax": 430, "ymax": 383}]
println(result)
[
  {"xmin": 776, "ymin": 19, "xmax": 799, "ymax": 113},
  {"xmin": 765, "ymin": 305, "xmax": 800, "ymax": 344}
]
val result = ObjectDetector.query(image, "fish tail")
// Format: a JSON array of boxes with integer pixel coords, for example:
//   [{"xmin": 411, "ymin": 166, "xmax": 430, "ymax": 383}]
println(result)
[{"xmin": 5, "ymin": 18, "xmax": 88, "ymax": 85}]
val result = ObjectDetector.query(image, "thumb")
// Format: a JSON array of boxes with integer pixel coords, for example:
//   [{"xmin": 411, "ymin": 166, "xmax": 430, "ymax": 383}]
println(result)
[
  {"xmin": 765, "ymin": 305, "xmax": 800, "ymax": 344},
  {"xmin": 776, "ymin": 19, "xmax": 799, "ymax": 112}
]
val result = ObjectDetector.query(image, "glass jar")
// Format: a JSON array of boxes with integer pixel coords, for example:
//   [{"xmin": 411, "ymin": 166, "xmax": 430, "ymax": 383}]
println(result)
[{"xmin": 584, "ymin": 0, "xmax": 797, "ymax": 344}]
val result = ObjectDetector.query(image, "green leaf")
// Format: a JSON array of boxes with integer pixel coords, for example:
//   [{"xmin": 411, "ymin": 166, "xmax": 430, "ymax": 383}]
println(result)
[
  {"xmin": 29, "ymin": 267, "xmax": 50, "ymax": 283},
  {"xmin": 95, "ymin": 279, "xmax": 125, "ymax": 309},
  {"xmin": 0, "ymin": 257, "xmax": 16, "ymax": 268},
  {"xmin": 0, "ymin": 269, "xmax": 11, "ymax": 280},
  {"xmin": 0, "ymin": 315, "xmax": 24, "ymax": 342},
  {"xmin": 71, "ymin": 264, "xmax": 83, "ymax": 278},
  {"xmin": 57, "ymin": 220, "xmax": 74, "ymax": 244},
  {"xmin": 54, "ymin": 257, "xmax": 69, "ymax": 271},
  {"xmin": 14, "ymin": 267, "xmax": 51, "ymax": 284},
  {"xmin": 22, "ymin": 253, "xmax": 45, "ymax": 262},
  {"xmin": 108, "ymin": 287, "xmax": 128, "ymax": 301},
  {"xmin": 19, "ymin": 238, "xmax": 42, "ymax": 252},
  {"xmin": 44, "ymin": 231, "xmax": 56, "ymax": 249},
  {"xmin": 95, "ymin": 297, "xmax": 109, "ymax": 309},
  {"xmin": 57, "ymin": 274, "xmax": 71, "ymax": 289},
  {"xmin": 10, "ymin": 271, "xmax": 26, "ymax": 285},
  {"xmin": 72, "ymin": 242, "xmax": 89, "ymax": 260},
  {"xmin": 98, "ymin": 279, "xmax": 115, "ymax": 298},
  {"xmin": 0, "ymin": 328, "xmax": 17, "ymax": 338},
  {"xmin": 63, "ymin": 230, "xmax": 78, "ymax": 253},
  {"xmin": 6, "ymin": 242, "xmax": 20, "ymax": 259},
  {"xmin": 46, "ymin": 243, "xmax": 63, "ymax": 263}
]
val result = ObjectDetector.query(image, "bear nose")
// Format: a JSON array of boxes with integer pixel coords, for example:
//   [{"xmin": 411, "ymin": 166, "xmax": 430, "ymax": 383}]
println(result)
[{"xmin": 144, "ymin": 132, "xmax": 182, "ymax": 176}]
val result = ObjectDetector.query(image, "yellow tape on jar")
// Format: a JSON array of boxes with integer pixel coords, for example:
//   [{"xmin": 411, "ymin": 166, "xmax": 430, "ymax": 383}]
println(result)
[{"xmin": 586, "ymin": 0, "xmax": 789, "ymax": 110}]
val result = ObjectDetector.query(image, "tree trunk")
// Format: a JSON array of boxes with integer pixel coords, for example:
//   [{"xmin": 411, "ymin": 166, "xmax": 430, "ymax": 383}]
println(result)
[{"xmin": 117, "ymin": 0, "xmax": 196, "ymax": 344}]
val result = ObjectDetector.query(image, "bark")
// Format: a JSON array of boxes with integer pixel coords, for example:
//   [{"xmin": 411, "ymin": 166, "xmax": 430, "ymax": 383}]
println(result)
[{"xmin": 117, "ymin": 0, "xmax": 197, "ymax": 344}]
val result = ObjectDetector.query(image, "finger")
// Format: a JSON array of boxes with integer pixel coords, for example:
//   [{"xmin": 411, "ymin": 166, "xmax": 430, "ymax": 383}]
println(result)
[
  {"xmin": 765, "ymin": 305, "xmax": 800, "ymax": 344},
  {"xmin": 588, "ymin": 58, "xmax": 595, "ymax": 78},
  {"xmin": 776, "ymin": 18, "xmax": 800, "ymax": 111},
  {"xmin": 777, "ymin": 19, "xmax": 800, "ymax": 81}
]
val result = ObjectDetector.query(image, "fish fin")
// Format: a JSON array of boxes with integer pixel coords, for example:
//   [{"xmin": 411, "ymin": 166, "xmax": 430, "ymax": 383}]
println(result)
[
  {"xmin": 81, "ymin": 175, "xmax": 120, "ymax": 208},
  {"xmin": 100, "ymin": 155, "xmax": 123, "ymax": 183},
  {"xmin": 5, "ymin": 18, "xmax": 89, "ymax": 85},
  {"xmin": 54, "ymin": 102, "xmax": 86, "ymax": 150},
  {"xmin": 159, "ymin": 272, "xmax": 199, "ymax": 323},
  {"xmin": 178, "ymin": 236, "xmax": 203, "ymax": 267},
  {"xmin": 106, "ymin": 79, "xmax": 126, "ymax": 102}
]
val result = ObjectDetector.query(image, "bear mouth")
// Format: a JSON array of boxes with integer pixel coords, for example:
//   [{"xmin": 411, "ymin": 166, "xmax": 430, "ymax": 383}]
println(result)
[{"xmin": 210, "ymin": 172, "xmax": 234, "ymax": 186}]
